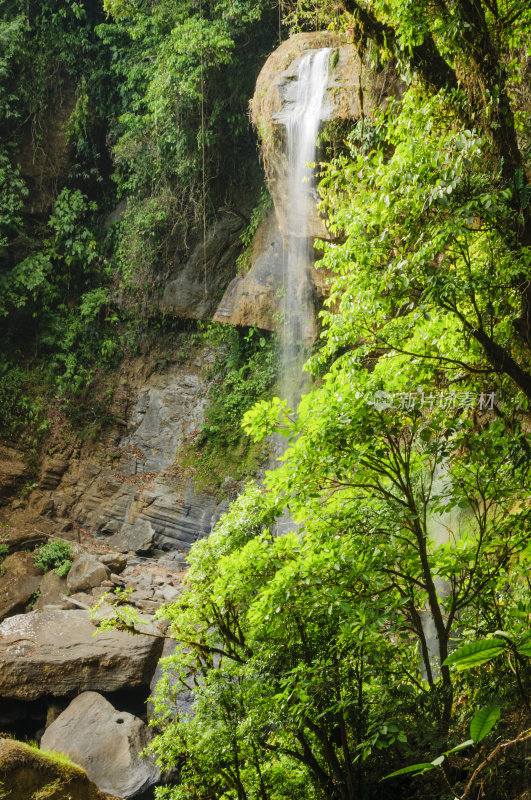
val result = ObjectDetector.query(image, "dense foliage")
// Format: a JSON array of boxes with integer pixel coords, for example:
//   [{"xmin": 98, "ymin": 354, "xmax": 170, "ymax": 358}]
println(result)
[
  {"xmin": 141, "ymin": 2, "xmax": 531, "ymax": 800},
  {"xmin": 0, "ymin": 0, "xmax": 278, "ymax": 441}
]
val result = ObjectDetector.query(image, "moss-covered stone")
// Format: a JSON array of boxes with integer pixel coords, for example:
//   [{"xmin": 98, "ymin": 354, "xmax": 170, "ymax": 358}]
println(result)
[{"xmin": 0, "ymin": 738, "xmax": 122, "ymax": 800}]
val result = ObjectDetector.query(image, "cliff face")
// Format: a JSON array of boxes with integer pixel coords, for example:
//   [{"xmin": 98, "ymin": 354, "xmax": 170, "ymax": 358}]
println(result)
[
  {"xmin": 0, "ymin": 33, "xmax": 399, "ymax": 795},
  {"xmin": 7, "ymin": 343, "xmax": 230, "ymax": 561}
]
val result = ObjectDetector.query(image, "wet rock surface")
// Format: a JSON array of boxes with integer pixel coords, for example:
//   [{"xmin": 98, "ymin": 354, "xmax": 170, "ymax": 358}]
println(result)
[
  {"xmin": 161, "ymin": 211, "xmax": 245, "ymax": 320},
  {"xmin": 41, "ymin": 691, "xmax": 160, "ymax": 799}
]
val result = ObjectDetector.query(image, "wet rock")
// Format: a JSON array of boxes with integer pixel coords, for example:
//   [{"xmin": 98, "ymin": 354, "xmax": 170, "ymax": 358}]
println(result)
[
  {"xmin": 0, "ymin": 610, "xmax": 163, "ymax": 700},
  {"xmin": 214, "ymin": 209, "xmax": 284, "ymax": 331},
  {"xmin": 41, "ymin": 691, "xmax": 160, "ymax": 799},
  {"xmin": 161, "ymin": 212, "xmax": 245, "ymax": 320},
  {"xmin": 34, "ymin": 570, "xmax": 69, "ymax": 611},
  {"xmin": 67, "ymin": 554, "xmax": 110, "ymax": 593},
  {"xmin": 252, "ymin": 32, "xmax": 402, "ymax": 241},
  {"xmin": 0, "ymin": 737, "xmax": 119, "ymax": 800},
  {"xmin": 0, "ymin": 552, "xmax": 42, "ymax": 621}
]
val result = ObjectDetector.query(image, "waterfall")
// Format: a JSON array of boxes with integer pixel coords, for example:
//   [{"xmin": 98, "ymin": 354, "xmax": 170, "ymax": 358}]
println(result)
[
  {"xmin": 272, "ymin": 48, "xmax": 330, "ymax": 536},
  {"xmin": 281, "ymin": 48, "xmax": 330, "ymax": 409}
]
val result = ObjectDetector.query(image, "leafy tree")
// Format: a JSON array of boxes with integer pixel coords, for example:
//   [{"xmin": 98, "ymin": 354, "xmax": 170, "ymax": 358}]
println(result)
[{"xmin": 139, "ymin": 4, "xmax": 531, "ymax": 800}]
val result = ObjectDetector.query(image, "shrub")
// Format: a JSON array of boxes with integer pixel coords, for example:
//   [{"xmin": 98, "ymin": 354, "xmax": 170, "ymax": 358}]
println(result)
[{"xmin": 34, "ymin": 540, "xmax": 73, "ymax": 576}]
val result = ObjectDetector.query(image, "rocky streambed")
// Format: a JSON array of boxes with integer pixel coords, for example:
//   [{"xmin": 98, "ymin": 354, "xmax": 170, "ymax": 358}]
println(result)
[{"xmin": 0, "ymin": 525, "xmax": 186, "ymax": 799}]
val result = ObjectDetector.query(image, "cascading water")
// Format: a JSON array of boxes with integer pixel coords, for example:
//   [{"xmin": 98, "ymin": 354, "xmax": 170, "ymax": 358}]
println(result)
[
  {"xmin": 281, "ymin": 48, "xmax": 331, "ymax": 409},
  {"xmin": 272, "ymin": 48, "xmax": 330, "ymax": 536}
]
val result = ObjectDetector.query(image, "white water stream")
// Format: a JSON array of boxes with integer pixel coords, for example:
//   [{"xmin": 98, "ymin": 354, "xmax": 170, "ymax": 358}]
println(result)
[
  {"xmin": 281, "ymin": 48, "xmax": 330, "ymax": 409},
  {"xmin": 273, "ymin": 48, "xmax": 330, "ymax": 536}
]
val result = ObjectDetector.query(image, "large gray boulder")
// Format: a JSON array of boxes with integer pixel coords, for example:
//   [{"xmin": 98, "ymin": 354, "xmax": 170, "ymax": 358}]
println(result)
[
  {"xmin": 41, "ymin": 691, "xmax": 160, "ymax": 799},
  {"xmin": 67, "ymin": 554, "xmax": 110, "ymax": 593},
  {"xmin": 0, "ymin": 610, "xmax": 163, "ymax": 700}
]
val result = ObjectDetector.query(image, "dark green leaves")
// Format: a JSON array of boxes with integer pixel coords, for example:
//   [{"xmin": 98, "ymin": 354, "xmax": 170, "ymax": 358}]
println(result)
[
  {"xmin": 470, "ymin": 706, "xmax": 501, "ymax": 743},
  {"xmin": 443, "ymin": 638, "xmax": 506, "ymax": 670}
]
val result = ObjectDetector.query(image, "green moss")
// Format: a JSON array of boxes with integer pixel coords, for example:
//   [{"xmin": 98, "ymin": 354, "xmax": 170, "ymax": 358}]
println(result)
[
  {"xmin": 169, "ymin": 324, "xmax": 278, "ymax": 500},
  {"xmin": 176, "ymin": 435, "xmax": 269, "ymax": 501},
  {"xmin": 35, "ymin": 747, "xmax": 78, "ymax": 772}
]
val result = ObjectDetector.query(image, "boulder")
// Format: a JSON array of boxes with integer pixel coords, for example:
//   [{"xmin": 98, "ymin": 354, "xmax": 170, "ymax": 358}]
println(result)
[
  {"xmin": 34, "ymin": 570, "xmax": 69, "ymax": 611},
  {"xmin": 99, "ymin": 552, "xmax": 128, "ymax": 573},
  {"xmin": 0, "ymin": 610, "xmax": 163, "ymax": 700},
  {"xmin": 67, "ymin": 554, "xmax": 110, "ymax": 593},
  {"xmin": 0, "ymin": 551, "xmax": 42, "ymax": 621},
  {"xmin": 41, "ymin": 692, "xmax": 160, "ymax": 799},
  {"xmin": 0, "ymin": 737, "xmax": 120, "ymax": 800}
]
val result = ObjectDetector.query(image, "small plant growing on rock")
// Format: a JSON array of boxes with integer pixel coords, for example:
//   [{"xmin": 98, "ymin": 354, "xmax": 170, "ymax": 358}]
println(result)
[
  {"xmin": 0, "ymin": 543, "xmax": 8, "ymax": 576},
  {"xmin": 34, "ymin": 540, "xmax": 73, "ymax": 577}
]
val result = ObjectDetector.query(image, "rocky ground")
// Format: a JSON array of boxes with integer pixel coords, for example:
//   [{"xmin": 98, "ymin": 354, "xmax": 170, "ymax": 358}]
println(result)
[{"xmin": 0, "ymin": 522, "xmax": 184, "ymax": 799}]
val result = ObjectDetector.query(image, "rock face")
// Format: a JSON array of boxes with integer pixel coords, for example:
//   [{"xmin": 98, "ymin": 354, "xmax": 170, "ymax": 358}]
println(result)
[
  {"xmin": 161, "ymin": 211, "xmax": 245, "ymax": 320},
  {"xmin": 13, "ymin": 352, "xmax": 230, "ymax": 559},
  {"xmin": 1, "ymin": 525, "xmax": 48, "ymax": 554},
  {"xmin": 34, "ymin": 570, "xmax": 69, "ymax": 611},
  {"xmin": 41, "ymin": 692, "xmax": 160, "ymax": 799},
  {"xmin": 214, "ymin": 209, "xmax": 284, "ymax": 331},
  {"xmin": 0, "ymin": 610, "xmax": 163, "ymax": 700},
  {"xmin": 0, "ymin": 737, "xmax": 119, "ymax": 800},
  {"xmin": 0, "ymin": 551, "xmax": 42, "ymax": 621},
  {"xmin": 215, "ymin": 33, "xmax": 401, "ymax": 333},
  {"xmin": 18, "ymin": 82, "xmax": 76, "ymax": 218},
  {"xmin": 67, "ymin": 554, "xmax": 110, "ymax": 593}
]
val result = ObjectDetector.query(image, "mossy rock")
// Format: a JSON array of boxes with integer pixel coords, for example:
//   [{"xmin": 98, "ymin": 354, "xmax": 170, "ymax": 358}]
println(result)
[{"xmin": 0, "ymin": 738, "xmax": 122, "ymax": 800}]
